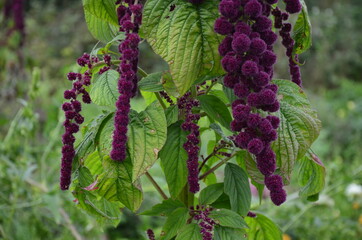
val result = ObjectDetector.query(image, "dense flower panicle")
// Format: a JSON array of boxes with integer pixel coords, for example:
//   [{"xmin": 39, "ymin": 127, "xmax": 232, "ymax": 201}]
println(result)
[
  {"xmin": 215, "ymin": 0, "xmax": 288, "ymax": 205},
  {"xmin": 283, "ymin": 0, "xmax": 302, "ymax": 14},
  {"xmin": 111, "ymin": 0, "xmax": 143, "ymax": 161},
  {"xmin": 178, "ymin": 93, "xmax": 201, "ymax": 193},
  {"xmin": 192, "ymin": 206, "xmax": 216, "ymax": 240},
  {"xmin": 146, "ymin": 229, "xmax": 155, "ymax": 240}
]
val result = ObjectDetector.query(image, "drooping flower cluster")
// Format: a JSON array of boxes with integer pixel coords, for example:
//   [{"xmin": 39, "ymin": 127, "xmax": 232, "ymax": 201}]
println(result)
[
  {"xmin": 110, "ymin": 0, "xmax": 142, "ymax": 161},
  {"xmin": 192, "ymin": 206, "xmax": 216, "ymax": 240},
  {"xmin": 178, "ymin": 92, "xmax": 201, "ymax": 193},
  {"xmin": 3, "ymin": 0, "xmax": 25, "ymax": 46},
  {"xmin": 272, "ymin": 6, "xmax": 302, "ymax": 86},
  {"xmin": 146, "ymin": 229, "xmax": 155, "ymax": 240},
  {"xmin": 159, "ymin": 91, "xmax": 174, "ymax": 105},
  {"xmin": 60, "ymin": 53, "xmax": 94, "ymax": 190},
  {"xmin": 215, "ymin": 0, "xmax": 288, "ymax": 205}
]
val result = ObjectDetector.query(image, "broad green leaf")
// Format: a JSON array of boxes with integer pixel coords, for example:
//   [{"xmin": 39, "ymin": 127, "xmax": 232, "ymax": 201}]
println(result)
[
  {"xmin": 198, "ymin": 95, "xmax": 232, "ymax": 130},
  {"xmin": 209, "ymin": 89, "xmax": 230, "ymax": 104},
  {"xmin": 141, "ymin": 90, "xmax": 158, "ymax": 105},
  {"xmin": 297, "ymin": 151, "xmax": 325, "ymax": 198},
  {"xmin": 97, "ymin": 102, "xmax": 167, "ymax": 181},
  {"xmin": 211, "ymin": 193, "xmax": 231, "ymax": 210},
  {"xmin": 244, "ymin": 152, "xmax": 265, "ymax": 185},
  {"xmin": 128, "ymin": 101, "xmax": 167, "ymax": 180},
  {"xmin": 176, "ymin": 223, "xmax": 202, "ymax": 240},
  {"xmin": 214, "ymin": 226, "xmax": 246, "ymax": 240},
  {"xmin": 141, "ymin": 0, "xmax": 224, "ymax": 95},
  {"xmin": 83, "ymin": 0, "xmax": 118, "ymax": 25},
  {"xmin": 223, "ymin": 85, "xmax": 238, "ymax": 104},
  {"xmin": 165, "ymin": 105, "xmax": 179, "ymax": 126},
  {"xmin": 292, "ymin": 0, "xmax": 312, "ymax": 54},
  {"xmin": 199, "ymin": 183, "xmax": 224, "ymax": 205},
  {"xmin": 160, "ymin": 207, "xmax": 189, "ymax": 240},
  {"xmin": 159, "ymin": 122, "xmax": 188, "ymax": 198},
  {"xmin": 140, "ymin": 199, "xmax": 185, "ymax": 216},
  {"xmin": 84, "ymin": 151, "xmax": 103, "ymax": 175},
  {"xmin": 83, "ymin": 0, "xmax": 119, "ymax": 43},
  {"xmin": 90, "ymin": 70, "xmax": 119, "ymax": 107},
  {"xmin": 224, "ymin": 163, "xmax": 251, "ymax": 216},
  {"xmin": 138, "ymin": 72, "xmax": 164, "ymax": 92},
  {"xmin": 272, "ymin": 80, "xmax": 321, "ymax": 184},
  {"xmin": 73, "ymin": 167, "xmax": 122, "ymax": 225},
  {"xmin": 209, "ymin": 209, "xmax": 248, "ymax": 229},
  {"xmin": 96, "ymin": 156, "xmax": 143, "ymax": 212},
  {"xmin": 245, "ymin": 214, "xmax": 282, "ymax": 240},
  {"xmin": 251, "ymin": 180, "xmax": 265, "ymax": 205}
]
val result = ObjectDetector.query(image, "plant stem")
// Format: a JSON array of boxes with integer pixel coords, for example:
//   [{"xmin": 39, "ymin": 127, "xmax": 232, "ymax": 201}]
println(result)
[
  {"xmin": 199, "ymin": 152, "xmax": 237, "ymax": 180},
  {"xmin": 198, "ymin": 151, "xmax": 216, "ymax": 172},
  {"xmin": 145, "ymin": 172, "xmax": 168, "ymax": 200}
]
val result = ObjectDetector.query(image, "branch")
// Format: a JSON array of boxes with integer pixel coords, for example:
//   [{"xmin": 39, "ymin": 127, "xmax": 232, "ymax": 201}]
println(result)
[
  {"xmin": 199, "ymin": 152, "xmax": 237, "ymax": 180},
  {"xmin": 145, "ymin": 172, "xmax": 168, "ymax": 200}
]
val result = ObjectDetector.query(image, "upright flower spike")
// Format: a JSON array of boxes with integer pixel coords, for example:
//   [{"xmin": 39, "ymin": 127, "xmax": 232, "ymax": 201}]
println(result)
[
  {"xmin": 215, "ymin": 0, "xmax": 288, "ymax": 205},
  {"xmin": 110, "ymin": 0, "xmax": 143, "ymax": 161}
]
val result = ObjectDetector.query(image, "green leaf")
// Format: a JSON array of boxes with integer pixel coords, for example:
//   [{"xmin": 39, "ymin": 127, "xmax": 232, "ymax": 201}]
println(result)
[
  {"xmin": 244, "ymin": 152, "xmax": 265, "ymax": 185},
  {"xmin": 138, "ymin": 72, "xmax": 165, "ymax": 92},
  {"xmin": 128, "ymin": 101, "xmax": 167, "ymax": 181},
  {"xmin": 297, "ymin": 151, "xmax": 325, "ymax": 198},
  {"xmin": 198, "ymin": 95, "xmax": 232, "ymax": 130},
  {"xmin": 83, "ymin": 0, "xmax": 118, "ymax": 25},
  {"xmin": 292, "ymin": 0, "xmax": 312, "ymax": 54},
  {"xmin": 211, "ymin": 193, "xmax": 231, "ymax": 210},
  {"xmin": 245, "ymin": 213, "xmax": 283, "ymax": 240},
  {"xmin": 140, "ymin": 199, "xmax": 185, "ymax": 216},
  {"xmin": 84, "ymin": 151, "xmax": 104, "ymax": 175},
  {"xmin": 96, "ymin": 156, "xmax": 143, "ymax": 212},
  {"xmin": 90, "ymin": 70, "xmax": 119, "ymax": 107},
  {"xmin": 165, "ymin": 105, "xmax": 179, "ymax": 127},
  {"xmin": 141, "ymin": 0, "xmax": 224, "ymax": 95},
  {"xmin": 159, "ymin": 122, "xmax": 188, "ymax": 198},
  {"xmin": 176, "ymin": 223, "xmax": 203, "ymax": 240},
  {"xmin": 199, "ymin": 183, "xmax": 224, "ymax": 205},
  {"xmin": 209, "ymin": 209, "xmax": 248, "ymax": 229},
  {"xmin": 160, "ymin": 207, "xmax": 189, "ymax": 240},
  {"xmin": 224, "ymin": 163, "xmax": 251, "ymax": 216},
  {"xmin": 83, "ymin": 0, "xmax": 119, "ymax": 43},
  {"xmin": 214, "ymin": 226, "xmax": 246, "ymax": 240},
  {"xmin": 223, "ymin": 85, "xmax": 238, "ymax": 104},
  {"xmin": 272, "ymin": 80, "xmax": 321, "ymax": 184}
]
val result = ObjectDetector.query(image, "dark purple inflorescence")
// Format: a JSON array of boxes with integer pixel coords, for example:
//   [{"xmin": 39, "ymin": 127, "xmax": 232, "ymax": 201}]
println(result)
[
  {"xmin": 272, "ymin": 4, "xmax": 302, "ymax": 86},
  {"xmin": 60, "ymin": 53, "xmax": 95, "ymax": 190},
  {"xmin": 192, "ymin": 206, "xmax": 216, "ymax": 240},
  {"xmin": 178, "ymin": 92, "xmax": 201, "ymax": 193},
  {"xmin": 110, "ymin": 0, "xmax": 143, "ymax": 161},
  {"xmin": 215, "ymin": 0, "xmax": 289, "ymax": 206},
  {"xmin": 146, "ymin": 229, "xmax": 155, "ymax": 240}
]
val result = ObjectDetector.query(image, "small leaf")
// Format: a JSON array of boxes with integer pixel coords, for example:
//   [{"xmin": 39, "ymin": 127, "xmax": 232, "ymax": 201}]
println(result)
[
  {"xmin": 297, "ymin": 151, "xmax": 325, "ymax": 198},
  {"xmin": 140, "ymin": 199, "xmax": 185, "ymax": 216},
  {"xmin": 292, "ymin": 0, "xmax": 312, "ymax": 54},
  {"xmin": 165, "ymin": 105, "xmax": 179, "ymax": 127},
  {"xmin": 199, "ymin": 183, "xmax": 224, "ymax": 205},
  {"xmin": 175, "ymin": 223, "xmax": 203, "ymax": 240},
  {"xmin": 224, "ymin": 163, "xmax": 251, "ymax": 216},
  {"xmin": 96, "ymin": 156, "xmax": 143, "ymax": 212},
  {"xmin": 159, "ymin": 122, "xmax": 188, "ymax": 198},
  {"xmin": 272, "ymin": 80, "xmax": 321, "ymax": 184},
  {"xmin": 214, "ymin": 226, "xmax": 246, "ymax": 240},
  {"xmin": 90, "ymin": 70, "xmax": 120, "ymax": 107},
  {"xmin": 245, "ymin": 213, "xmax": 283, "ymax": 240},
  {"xmin": 160, "ymin": 207, "xmax": 189, "ymax": 240},
  {"xmin": 141, "ymin": 0, "xmax": 224, "ymax": 95},
  {"xmin": 138, "ymin": 72, "xmax": 165, "ymax": 92},
  {"xmin": 83, "ymin": 0, "xmax": 118, "ymax": 25},
  {"xmin": 209, "ymin": 209, "xmax": 248, "ymax": 229},
  {"xmin": 198, "ymin": 95, "xmax": 232, "ymax": 130}
]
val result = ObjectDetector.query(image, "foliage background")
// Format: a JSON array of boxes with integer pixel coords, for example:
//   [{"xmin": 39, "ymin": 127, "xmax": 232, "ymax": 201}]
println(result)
[{"xmin": 0, "ymin": 0, "xmax": 361, "ymax": 239}]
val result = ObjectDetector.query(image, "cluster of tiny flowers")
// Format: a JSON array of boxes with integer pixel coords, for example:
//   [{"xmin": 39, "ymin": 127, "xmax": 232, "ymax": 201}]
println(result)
[
  {"xmin": 146, "ymin": 229, "xmax": 155, "ymax": 240},
  {"xmin": 159, "ymin": 91, "xmax": 174, "ymax": 105},
  {"xmin": 60, "ymin": 53, "xmax": 94, "ymax": 190},
  {"xmin": 110, "ymin": 0, "xmax": 142, "ymax": 161},
  {"xmin": 215, "ymin": 0, "xmax": 287, "ymax": 205},
  {"xmin": 192, "ymin": 206, "xmax": 216, "ymax": 240},
  {"xmin": 178, "ymin": 92, "xmax": 201, "ymax": 193},
  {"xmin": 272, "ymin": 5, "xmax": 302, "ymax": 86}
]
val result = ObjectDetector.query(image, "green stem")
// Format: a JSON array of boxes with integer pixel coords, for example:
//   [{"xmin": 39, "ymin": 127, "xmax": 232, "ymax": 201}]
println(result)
[
  {"xmin": 145, "ymin": 172, "xmax": 168, "ymax": 200},
  {"xmin": 199, "ymin": 152, "xmax": 237, "ymax": 180}
]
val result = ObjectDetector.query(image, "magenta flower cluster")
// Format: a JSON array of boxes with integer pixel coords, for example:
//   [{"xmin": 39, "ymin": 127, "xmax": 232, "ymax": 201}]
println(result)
[
  {"xmin": 178, "ymin": 92, "xmax": 201, "ymax": 193},
  {"xmin": 60, "ymin": 53, "xmax": 95, "ymax": 190},
  {"xmin": 272, "ymin": 6, "xmax": 302, "ymax": 86},
  {"xmin": 192, "ymin": 206, "xmax": 216, "ymax": 240},
  {"xmin": 110, "ymin": 0, "xmax": 142, "ymax": 161},
  {"xmin": 146, "ymin": 229, "xmax": 155, "ymax": 240},
  {"xmin": 215, "ymin": 0, "xmax": 288, "ymax": 206}
]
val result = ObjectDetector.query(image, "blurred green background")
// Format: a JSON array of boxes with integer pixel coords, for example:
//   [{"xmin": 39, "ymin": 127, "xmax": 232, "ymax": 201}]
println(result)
[{"xmin": 0, "ymin": 0, "xmax": 361, "ymax": 239}]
